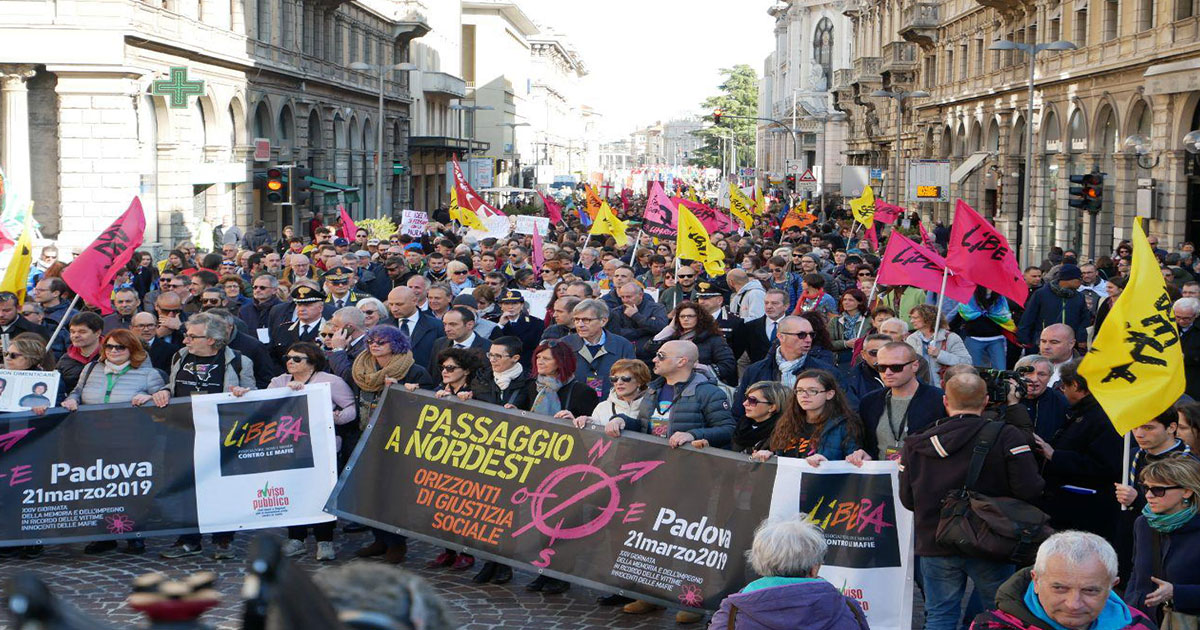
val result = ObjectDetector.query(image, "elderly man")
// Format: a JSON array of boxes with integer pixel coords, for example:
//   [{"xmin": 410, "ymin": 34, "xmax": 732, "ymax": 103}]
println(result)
[
  {"xmin": 560, "ymin": 299, "xmax": 635, "ymax": 399},
  {"xmin": 287, "ymin": 254, "xmax": 315, "ymax": 284},
  {"xmin": 744, "ymin": 289, "xmax": 792, "ymax": 365},
  {"xmin": 900, "ymin": 373, "xmax": 1043, "ymax": 630},
  {"xmin": 323, "ymin": 266, "xmax": 360, "ymax": 310},
  {"xmin": 607, "ymin": 281, "xmax": 668, "ymax": 356},
  {"xmin": 1017, "ymin": 354, "xmax": 1070, "ymax": 441},
  {"xmin": 386, "ymin": 286, "xmax": 445, "ymax": 369},
  {"xmin": 728, "ymin": 268, "xmax": 766, "ymax": 321},
  {"xmin": 1039, "ymin": 323, "xmax": 1077, "ymax": 388},
  {"xmin": 1178, "ymin": 297, "xmax": 1200, "ymax": 400},
  {"xmin": 735, "ymin": 315, "xmax": 835, "ymax": 420},
  {"xmin": 970, "ymin": 531, "xmax": 1153, "ymax": 630},
  {"xmin": 426, "ymin": 284, "xmax": 453, "ymax": 320}
]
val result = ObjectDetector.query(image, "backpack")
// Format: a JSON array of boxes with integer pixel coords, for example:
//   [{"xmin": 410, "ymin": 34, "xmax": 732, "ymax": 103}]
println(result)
[{"xmin": 934, "ymin": 421, "xmax": 1053, "ymax": 565}]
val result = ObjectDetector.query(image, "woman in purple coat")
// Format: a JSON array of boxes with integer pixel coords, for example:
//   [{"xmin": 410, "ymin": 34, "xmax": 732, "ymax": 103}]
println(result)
[{"xmin": 708, "ymin": 514, "xmax": 869, "ymax": 630}]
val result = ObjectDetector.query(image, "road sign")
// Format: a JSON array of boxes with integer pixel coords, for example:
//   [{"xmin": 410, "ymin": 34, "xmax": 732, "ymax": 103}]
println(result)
[
  {"xmin": 253, "ymin": 138, "xmax": 270, "ymax": 162},
  {"xmin": 796, "ymin": 168, "xmax": 818, "ymax": 192},
  {"xmin": 906, "ymin": 160, "xmax": 951, "ymax": 203},
  {"xmin": 785, "ymin": 159, "xmax": 804, "ymax": 175},
  {"xmin": 870, "ymin": 168, "xmax": 884, "ymax": 180}
]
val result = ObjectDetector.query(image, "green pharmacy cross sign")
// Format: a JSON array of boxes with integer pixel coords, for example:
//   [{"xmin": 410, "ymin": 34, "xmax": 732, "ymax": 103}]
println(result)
[{"xmin": 151, "ymin": 67, "xmax": 205, "ymax": 109}]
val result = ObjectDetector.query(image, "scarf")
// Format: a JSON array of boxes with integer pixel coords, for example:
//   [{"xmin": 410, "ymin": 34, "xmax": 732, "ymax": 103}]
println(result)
[
  {"xmin": 531, "ymin": 376, "xmax": 565, "ymax": 417},
  {"xmin": 493, "ymin": 363, "xmax": 524, "ymax": 391},
  {"xmin": 776, "ymin": 349, "xmax": 805, "ymax": 388},
  {"xmin": 104, "ymin": 360, "xmax": 131, "ymax": 374},
  {"xmin": 800, "ymin": 289, "xmax": 826, "ymax": 312},
  {"xmin": 732, "ymin": 413, "xmax": 779, "ymax": 453},
  {"xmin": 839, "ymin": 313, "xmax": 863, "ymax": 342},
  {"xmin": 351, "ymin": 350, "xmax": 415, "ymax": 393},
  {"xmin": 1023, "ymin": 580, "xmax": 1132, "ymax": 630},
  {"xmin": 1143, "ymin": 503, "xmax": 1198, "ymax": 532}
]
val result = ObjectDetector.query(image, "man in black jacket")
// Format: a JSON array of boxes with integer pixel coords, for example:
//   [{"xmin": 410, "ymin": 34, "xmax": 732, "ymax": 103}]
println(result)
[
  {"xmin": 899, "ymin": 373, "xmax": 1044, "ymax": 630},
  {"xmin": 474, "ymin": 336, "xmax": 531, "ymax": 409},
  {"xmin": 211, "ymin": 309, "xmax": 279, "ymax": 388},
  {"xmin": 239, "ymin": 273, "xmax": 282, "ymax": 333},
  {"xmin": 848, "ymin": 342, "xmax": 946, "ymax": 463},
  {"xmin": 1175, "ymin": 297, "xmax": 1200, "ymax": 399},
  {"xmin": 0, "ymin": 291, "xmax": 47, "ymax": 339},
  {"xmin": 697, "ymin": 283, "xmax": 746, "ymax": 362}
]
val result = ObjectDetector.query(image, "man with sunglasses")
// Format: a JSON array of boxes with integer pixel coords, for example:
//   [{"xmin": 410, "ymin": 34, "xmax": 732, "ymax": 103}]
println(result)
[
  {"xmin": 239, "ymin": 273, "xmax": 282, "ymax": 335},
  {"xmin": 848, "ymin": 341, "xmax": 947, "ymax": 465},
  {"xmin": 734, "ymin": 315, "xmax": 834, "ymax": 422},
  {"xmin": 659, "ymin": 263, "xmax": 699, "ymax": 312}
]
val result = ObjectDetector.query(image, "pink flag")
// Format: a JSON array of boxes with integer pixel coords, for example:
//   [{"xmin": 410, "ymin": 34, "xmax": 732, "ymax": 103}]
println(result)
[
  {"xmin": 673, "ymin": 197, "xmax": 733, "ymax": 235},
  {"xmin": 874, "ymin": 200, "xmax": 905, "ymax": 225},
  {"xmin": 537, "ymin": 191, "xmax": 563, "ymax": 225},
  {"xmin": 866, "ymin": 225, "xmax": 879, "ymax": 252},
  {"xmin": 61, "ymin": 197, "xmax": 147, "ymax": 314},
  {"xmin": 878, "ymin": 231, "xmax": 976, "ymax": 303},
  {"xmin": 531, "ymin": 224, "xmax": 545, "ymax": 274},
  {"xmin": 337, "ymin": 205, "xmax": 357, "ymax": 241},
  {"xmin": 0, "ymin": 225, "xmax": 13, "ymax": 253},
  {"xmin": 918, "ymin": 221, "xmax": 935, "ymax": 249},
  {"xmin": 641, "ymin": 182, "xmax": 678, "ymax": 240},
  {"xmin": 946, "ymin": 199, "xmax": 1028, "ymax": 306}
]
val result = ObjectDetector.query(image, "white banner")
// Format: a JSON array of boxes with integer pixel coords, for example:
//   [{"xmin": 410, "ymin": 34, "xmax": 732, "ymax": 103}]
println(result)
[
  {"xmin": 769, "ymin": 460, "xmax": 914, "ymax": 630},
  {"xmin": 514, "ymin": 215, "xmax": 551, "ymax": 236},
  {"xmin": 402, "ymin": 210, "xmax": 429, "ymax": 237},
  {"xmin": 523, "ymin": 288, "xmax": 553, "ymax": 321},
  {"xmin": 190, "ymin": 384, "xmax": 338, "ymax": 532},
  {"xmin": 0, "ymin": 369, "xmax": 60, "ymax": 412}
]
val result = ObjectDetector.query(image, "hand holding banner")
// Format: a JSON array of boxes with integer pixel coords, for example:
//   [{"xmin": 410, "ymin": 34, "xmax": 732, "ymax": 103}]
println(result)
[
  {"xmin": 878, "ymin": 231, "xmax": 975, "ymax": 303},
  {"xmin": 946, "ymin": 200, "xmax": 1027, "ymax": 307},
  {"xmin": 61, "ymin": 197, "xmax": 146, "ymax": 314}
]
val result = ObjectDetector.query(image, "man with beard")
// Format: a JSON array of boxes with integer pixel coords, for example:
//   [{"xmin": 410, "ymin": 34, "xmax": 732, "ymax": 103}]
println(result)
[{"xmin": 1017, "ymin": 264, "xmax": 1091, "ymax": 352}]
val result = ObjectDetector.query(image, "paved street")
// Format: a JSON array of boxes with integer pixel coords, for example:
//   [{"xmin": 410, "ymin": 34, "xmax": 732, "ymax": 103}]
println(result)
[{"xmin": 1, "ymin": 527, "xmax": 698, "ymax": 629}]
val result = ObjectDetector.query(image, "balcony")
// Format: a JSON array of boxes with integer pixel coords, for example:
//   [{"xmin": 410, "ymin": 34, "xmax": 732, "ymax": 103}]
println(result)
[
  {"xmin": 899, "ymin": 2, "xmax": 939, "ymax": 49},
  {"xmin": 881, "ymin": 41, "xmax": 919, "ymax": 73},
  {"xmin": 975, "ymin": 0, "xmax": 1024, "ymax": 15},
  {"xmin": 423, "ymin": 71, "xmax": 467, "ymax": 98},
  {"xmin": 852, "ymin": 56, "xmax": 883, "ymax": 87}
]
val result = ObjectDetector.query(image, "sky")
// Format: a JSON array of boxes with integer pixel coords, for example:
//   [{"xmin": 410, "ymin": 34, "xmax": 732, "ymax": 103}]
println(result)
[{"xmin": 514, "ymin": 0, "xmax": 778, "ymax": 141}]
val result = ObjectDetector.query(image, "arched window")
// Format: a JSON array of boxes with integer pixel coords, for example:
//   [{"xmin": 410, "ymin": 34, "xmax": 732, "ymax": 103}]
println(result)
[{"xmin": 813, "ymin": 18, "xmax": 834, "ymax": 84}]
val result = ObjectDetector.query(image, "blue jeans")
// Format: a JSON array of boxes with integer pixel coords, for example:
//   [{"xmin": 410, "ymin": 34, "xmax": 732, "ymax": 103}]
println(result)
[
  {"xmin": 920, "ymin": 555, "xmax": 1014, "ymax": 630},
  {"xmin": 964, "ymin": 337, "xmax": 1007, "ymax": 370}
]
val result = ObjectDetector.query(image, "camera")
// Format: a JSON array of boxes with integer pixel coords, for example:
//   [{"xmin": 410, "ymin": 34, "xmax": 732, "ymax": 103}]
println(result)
[{"xmin": 978, "ymin": 366, "xmax": 1033, "ymax": 406}]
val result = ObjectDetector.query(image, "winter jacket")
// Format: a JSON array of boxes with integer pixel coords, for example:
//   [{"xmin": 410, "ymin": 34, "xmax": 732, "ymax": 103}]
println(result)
[
  {"xmin": 899, "ymin": 415, "xmax": 1044, "ymax": 556},
  {"xmin": 66, "ymin": 363, "xmax": 166, "ymax": 405},
  {"xmin": 708, "ymin": 578, "xmax": 869, "ymax": 630},
  {"xmin": 776, "ymin": 414, "xmax": 861, "ymax": 461},
  {"xmin": 1017, "ymin": 281, "xmax": 1092, "ymax": 347},
  {"xmin": 905, "ymin": 329, "xmax": 972, "ymax": 387},
  {"xmin": 472, "ymin": 372, "xmax": 533, "ymax": 410},
  {"xmin": 239, "ymin": 297, "xmax": 282, "ymax": 332},
  {"xmin": 734, "ymin": 351, "xmax": 836, "ymax": 421},
  {"xmin": 642, "ymin": 329, "xmax": 738, "ymax": 387},
  {"xmin": 55, "ymin": 345, "xmax": 100, "ymax": 397},
  {"xmin": 731, "ymin": 279, "xmax": 767, "ymax": 321},
  {"xmin": 242, "ymin": 225, "xmax": 272, "ymax": 251},
  {"xmin": 768, "ymin": 272, "xmax": 805, "ymax": 312},
  {"xmin": 166, "ymin": 347, "xmax": 256, "ymax": 395},
  {"xmin": 971, "ymin": 568, "xmax": 1155, "ymax": 630},
  {"xmin": 629, "ymin": 368, "xmax": 735, "ymax": 447},
  {"xmin": 1040, "ymin": 394, "xmax": 1124, "ymax": 539},
  {"xmin": 858, "ymin": 382, "xmax": 947, "ymax": 459},
  {"xmin": 560, "ymin": 332, "xmax": 636, "ymax": 399},
  {"xmin": 1021, "ymin": 389, "xmax": 1070, "ymax": 441},
  {"xmin": 1127, "ymin": 511, "xmax": 1200, "ymax": 618},
  {"xmin": 659, "ymin": 285, "xmax": 698, "ymax": 312},
  {"xmin": 828, "ymin": 313, "xmax": 867, "ymax": 353},
  {"xmin": 843, "ymin": 361, "xmax": 885, "ymax": 409},
  {"xmin": 606, "ymin": 298, "xmax": 669, "ymax": 355}
]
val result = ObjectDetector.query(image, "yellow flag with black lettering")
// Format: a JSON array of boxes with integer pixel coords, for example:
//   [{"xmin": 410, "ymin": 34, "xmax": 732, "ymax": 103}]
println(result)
[
  {"xmin": 850, "ymin": 185, "xmax": 875, "ymax": 229},
  {"xmin": 1078, "ymin": 218, "xmax": 1185, "ymax": 435},
  {"xmin": 589, "ymin": 200, "xmax": 628, "ymax": 247},
  {"xmin": 728, "ymin": 183, "xmax": 754, "ymax": 230},
  {"xmin": 677, "ymin": 204, "xmax": 725, "ymax": 276},
  {"xmin": 448, "ymin": 188, "xmax": 461, "ymax": 223},
  {"xmin": 457, "ymin": 198, "xmax": 486, "ymax": 231}
]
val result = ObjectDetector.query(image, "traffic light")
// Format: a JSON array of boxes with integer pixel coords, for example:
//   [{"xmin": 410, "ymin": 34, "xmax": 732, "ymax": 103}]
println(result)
[
  {"xmin": 786, "ymin": 174, "xmax": 796, "ymax": 191},
  {"xmin": 291, "ymin": 167, "xmax": 312, "ymax": 206},
  {"xmin": 713, "ymin": 108, "xmax": 724, "ymax": 124},
  {"xmin": 1069, "ymin": 171, "xmax": 1104, "ymax": 214},
  {"xmin": 265, "ymin": 167, "xmax": 287, "ymax": 204}
]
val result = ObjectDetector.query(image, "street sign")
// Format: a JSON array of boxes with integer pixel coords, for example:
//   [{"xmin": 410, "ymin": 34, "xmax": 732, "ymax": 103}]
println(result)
[
  {"xmin": 785, "ymin": 159, "xmax": 805, "ymax": 176},
  {"xmin": 253, "ymin": 138, "xmax": 270, "ymax": 162},
  {"xmin": 906, "ymin": 160, "xmax": 951, "ymax": 202},
  {"xmin": 870, "ymin": 168, "xmax": 884, "ymax": 180},
  {"xmin": 796, "ymin": 168, "xmax": 818, "ymax": 192}
]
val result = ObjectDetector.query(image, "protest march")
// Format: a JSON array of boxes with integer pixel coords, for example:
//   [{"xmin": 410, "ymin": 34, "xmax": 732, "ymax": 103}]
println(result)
[{"xmin": 0, "ymin": 154, "xmax": 1195, "ymax": 630}]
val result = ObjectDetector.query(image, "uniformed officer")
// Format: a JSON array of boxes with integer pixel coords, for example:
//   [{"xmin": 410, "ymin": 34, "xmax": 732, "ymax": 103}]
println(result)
[{"xmin": 495, "ymin": 289, "xmax": 543, "ymax": 369}]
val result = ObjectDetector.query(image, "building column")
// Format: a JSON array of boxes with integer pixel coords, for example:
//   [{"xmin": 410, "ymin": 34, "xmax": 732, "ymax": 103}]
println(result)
[{"xmin": 0, "ymin": 65, "xmax": 37, "ymax": 202}]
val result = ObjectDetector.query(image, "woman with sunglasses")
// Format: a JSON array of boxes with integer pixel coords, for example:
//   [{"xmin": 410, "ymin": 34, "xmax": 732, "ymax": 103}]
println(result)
[
  {"xmin": 572, "ymin": 359, "xmax": 652, "ymax": 434},
  {"xmin": 446, "ymin": 260, "xmax": 475, "ymax": 296},
  {"xmin": 717, "ymin": 381, "xmax": 791, "ymax": 454},
  {"xmin": 1126, "ymin": 455, "xmax": 1200, "ymax": 623},
  {"xmin": 752, "ymin": 370, "xmax": 863, "ymax": 466},
  {"xmin": 271, "ymin": 342, "xmax": 354, "ymax": 562},
  {"xmin": 643, "ymin": 301, "xmax": 737, "ymax": 386}
]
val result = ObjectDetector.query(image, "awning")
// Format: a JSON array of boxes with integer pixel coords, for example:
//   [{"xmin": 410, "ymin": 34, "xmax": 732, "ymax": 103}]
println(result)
[{"xmin": 952, "ymin": 151, "xmax": 992, "ymax": 184}]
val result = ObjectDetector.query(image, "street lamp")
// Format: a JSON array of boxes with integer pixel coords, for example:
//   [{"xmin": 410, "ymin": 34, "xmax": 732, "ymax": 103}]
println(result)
[
  {"xmin": 804, "ymin": 110, "xmax": 848, "ymax": 216},
  {"xmin": 449, "ymin": 102, "xmax": 495, "ymax": 190},
  {"xmin": 871, "ymin": 89, "xmax": 929, "ymax": 206},
  {"xmin": 350, "ymin": 61, "xmax": 416, "ymax": 218},
  {"xmin": 988, "ymin": 38, "xmax": 1076, "ymax": 262},
  {"xmin": 500, "ymin": 122, "xmax": 530, "ymax": 187}
]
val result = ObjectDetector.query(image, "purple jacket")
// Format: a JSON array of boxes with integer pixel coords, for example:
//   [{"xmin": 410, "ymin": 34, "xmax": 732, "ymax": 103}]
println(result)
[{"xmin": 708, "ymin": 579, "xmax": 869, "ymax": 630}]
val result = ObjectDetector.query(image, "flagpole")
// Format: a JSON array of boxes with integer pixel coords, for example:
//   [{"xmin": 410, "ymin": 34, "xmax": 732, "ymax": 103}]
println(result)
[
  {"xmin": 856, "ymin": 282, "xmax": 878, "ymax": 338},
  {"xmin": 932, "ymin": 267, "xmax": 949, "ymax": 339},
  {"xmin": 44, "ymin": 294, "xmax": 80, "ymax": 352},
  {"xmin": 1121, "ymin": 432, "xmax": 1132, "ymax": 511}
]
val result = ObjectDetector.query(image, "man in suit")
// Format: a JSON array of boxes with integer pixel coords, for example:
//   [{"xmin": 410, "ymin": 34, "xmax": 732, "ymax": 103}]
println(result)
[
  {"xmin": 387, "ymin": 286, "xmax": 444, "ymax": 369},
  {"xmin": 429, "ymin": 306, "xmax": 492, "ymax": 381},
  {"xmin": 269, "ymin": 285, "xmax": 327, "ymax": 364},
  {"xmin": 1175, "ymin": 297, "xmax": 1200, "ymax": 400},
  {"xmin": 323, "ymin": 266, "xmax": 361, "ymax": 310},
  {"xmin": 743, "ymin": 288, "xmax": 792, "ymax": 365}
]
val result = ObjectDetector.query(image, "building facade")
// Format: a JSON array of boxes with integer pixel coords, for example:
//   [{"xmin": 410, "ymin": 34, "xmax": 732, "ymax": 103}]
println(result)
[
  {"xmin": 840, "ymin": 0, "xmax": 1200, "ymax": 261},
  {"xmin": 529, "ymin": 28, "xmax": 597, "ymax": 184},
  {"xmin": 757, "ymin": 0, "xmax": 853, "ymax": 193}
]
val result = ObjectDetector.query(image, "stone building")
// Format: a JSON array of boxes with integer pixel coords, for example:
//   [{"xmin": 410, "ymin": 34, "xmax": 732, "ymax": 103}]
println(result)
[
  {"xmin": 0, "ymin": 0, "xmax": 427, "ymax": 253},
  {"xmin": 757, "ymin": 0, "xmax": 853, "ymax": 193},
  {"xmin": 839, "ymin": 0, "xmax": 1200, "ymax": 261}
]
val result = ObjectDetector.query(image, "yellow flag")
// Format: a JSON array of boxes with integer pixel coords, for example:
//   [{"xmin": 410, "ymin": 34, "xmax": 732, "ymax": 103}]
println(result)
[
  {"xmin": 686, "ymin": 186, "xmax": 699, "ymax": 204},
  {"xmin": 0, "ymin": 206, "xmax": 33, "ymax": 303},
  {"xmin": 678, "ymin": 204, "xmax": 726, "ymax": 276},
  {"xmin": 755, "ymin": 187, "xmax": 768, "ymax": 216},
  {"xmin": 850, "ymin": 185, "xmax": 875, "ymax": 229},
  {"xmin": 589, "ymin": 201, "xmax": 627, "ymax": 246},
  {"xmin": 728, "ymin": 183, "xmax": 754, "ymax": 230},
  {"xmin": 449, "ymin": 188, "xmax": 461, "ymax": 223},
  {"xmin": 459, "ymin": 204, "xmax": 486, "ymax": 231},
  {"xmin": 1078, "ymin": 218, "xmax": 1185, "ymax": 435}
]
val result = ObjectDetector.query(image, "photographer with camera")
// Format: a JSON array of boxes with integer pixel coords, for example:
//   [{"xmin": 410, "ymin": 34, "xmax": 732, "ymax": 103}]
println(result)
[
  {"xmin": 1016, "ymin": 354, "xmax": 1070, "ymax": 441},
  {"xmin": 944, "ymin": 364, "xmax": 1036, "ymax": 445},
  {"xmin": 1031, "ymin": 358, "xmax": 1124, "ymax": 540}
]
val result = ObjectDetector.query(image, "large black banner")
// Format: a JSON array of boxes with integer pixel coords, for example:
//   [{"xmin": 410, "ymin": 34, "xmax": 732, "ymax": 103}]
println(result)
[
  {"xmin": 327, "ymin": 389, "xmax": 776, "ymax": 610},
  {"xmin": 0, "ymin": 387, "xmax": 337, "ymax": 547}
]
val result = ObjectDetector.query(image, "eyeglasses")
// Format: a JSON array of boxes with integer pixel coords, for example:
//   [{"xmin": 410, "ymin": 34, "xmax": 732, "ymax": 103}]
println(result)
[
  {"xmin": 611, "ymin": 375, "xmax": 636, "ymax": 383},
  {"xmin": 366, "ymin": 339, "xmax": 389, "ymax": 347},
  {"xmin": 104, "ymin": 344, "xmax": 127, "ymax": 352},
  {"xmin": 133, "ymin": 323, "xmax": 156, "ymax": 329},
  {"xmin": 486, "ymin": 352, "xmax": 513, "ymax": 360},
  {"xmin": 573, "ymin": 316, "xmax": 598, "ymax": 324},
  {"xmin": 360, "ymin": 309, "xmax": 377, "ymax": 316},
  {"xmin": 184, "ymin": 333, "xmax": 209, "ymax": 341},
  {"xmin": 285, "ymin": 355, "xmax": 310, "ymax": 363},
  {"xmin": 452, "ymin": 270, "xmax": 467, "ymax": 275},
  {"xmin": 441, "ymin": 364, "xmax": 462, "ymax": 373},
  {"xmin": 4, "ymin": 352, "xmax": 25, "ymax": 360},
  {"xmin": 875, "ymin": 361, "xmax": 916, "ymax": 373},
  {"xmin": 779, "ymin": 331, "xmax": 814, "ymax": 339},
  {"xmin": 157, "ymin": 307, "xmax": 181, "ymax": 315},
  {"xmin": 795, "ymin": 388, "xmax": 828, "ymax": 397},
  {"xmin": 743, "ymin": 395, "xmax": 765, "ymax": 406},
  {"xmin": 329, "ymin": 279, "xmax": 349, "ymax": 286},
  {"xmin": 170, "ymin": 282, "xmax": 187, "ymax": 289},
  {"xmin": 1145, "ymin": 485, "xmax": 1184, "ymax": 498},
  {"xmin": 319, "ymin": 332, "xmax": 335, "ymax": 338},
  {"xmin": 654, "ymin": 352, "xmax": 679, "ymax": 361},
  {"xmin": 253, "ymin": 284, "xmax": 273, "ymax": 290},
  {"xmin": 858, "ymin": 272, "xmax": 873, "ymax": 277},
  {"xmin": 200, "ymin": 299, "xmax": 223, "ymax": 305},
  {"xmin": 676, "ymin": 274, "xmax": 695, "ymax": 279}
]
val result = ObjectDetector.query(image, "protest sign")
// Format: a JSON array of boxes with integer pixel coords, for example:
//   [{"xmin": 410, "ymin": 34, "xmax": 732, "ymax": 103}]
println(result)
[
  {"xmin": 401, "ymin": 210, "xmax": 429, "ymax": 238},
  {"xmin": 0, "ymin": 369, "xmax": 60, "ymax": 412},
  {"xmin": 514, "ymin": 215, "xmax": 551, "ymax": 236},
  {"xmin": 0, "ymin": 386, "xmax": 337, "ymax": 546}
]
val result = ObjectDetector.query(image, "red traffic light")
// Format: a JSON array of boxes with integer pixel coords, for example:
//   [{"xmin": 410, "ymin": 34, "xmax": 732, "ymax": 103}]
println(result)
[{"xmin": 713, "ymin": 108, "xmax": 724, "ymax": 124}]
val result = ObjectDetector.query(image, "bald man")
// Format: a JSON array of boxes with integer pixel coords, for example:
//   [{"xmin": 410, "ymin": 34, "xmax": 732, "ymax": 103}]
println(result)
[
  {"xmin": 622, "ymin": 340, "xmax": 735, "ymax": 449},
  {"xmin": 387, "ymin": 286, "xmax": 445, "ymax": 368},
  {"xmin": 899, "ymin": 372, "xmax": 1045, "ymax": 630},
  {"xmin": 1039, "ymin": 323, "xmax": 1076, "ymax": 388}
]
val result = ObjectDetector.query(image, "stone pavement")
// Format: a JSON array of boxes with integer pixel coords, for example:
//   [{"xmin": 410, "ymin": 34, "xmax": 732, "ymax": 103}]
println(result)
[{"xmin": 0, "ymin": 526, "xmax": 693, "ymax": 629}]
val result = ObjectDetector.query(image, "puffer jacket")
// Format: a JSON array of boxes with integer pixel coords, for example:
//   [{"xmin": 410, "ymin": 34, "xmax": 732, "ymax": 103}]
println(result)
[
  {"xmin": 628, "ymin": 366, "xmax": 735, "ymax": 447},
  {"xmin": 970, "ymin": 568, "xmax": 1155, "ymax": 630},
  {"xmin": 66, "ymin": 363, "xmax": 166, "ymax": 405},
  {"xmin": 709, "ymin": 578, "xmax": 869, "ymax": 630}
]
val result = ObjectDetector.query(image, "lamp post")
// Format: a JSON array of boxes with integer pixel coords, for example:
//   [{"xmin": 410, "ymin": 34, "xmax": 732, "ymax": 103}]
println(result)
[
  {"xmin": 988, "ymin": 39, "xmax": 1076, "ymax": 263},
  {"xmin": 804, "ymin": 111, "xmax": 848, "ymax": 217},
  {"xmin": 349, "ymin": 61, "xmax": 416, "ymax": 218},
  {"xmin": 449, "ymin": 102, "xmax": 495, "ymax": 191},
  {"xmin": 871, "ymin": 89, "xmax": 929, "ymax": 207},
  {"xmin": 501, "ymin": 122, "xmax": 530, "ymax": 187}
]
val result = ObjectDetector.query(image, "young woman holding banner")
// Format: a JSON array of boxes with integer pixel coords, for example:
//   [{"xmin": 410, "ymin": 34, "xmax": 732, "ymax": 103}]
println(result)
[{"xmin": 752, "ymin": 369, "xmax": 863, "ymax": 467}]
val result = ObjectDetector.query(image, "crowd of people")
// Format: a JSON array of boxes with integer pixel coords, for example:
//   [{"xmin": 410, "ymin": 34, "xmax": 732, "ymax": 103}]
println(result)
[{"xmin": 4, "ymin": 191, "xmax": 1200, "ymax": 630}]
